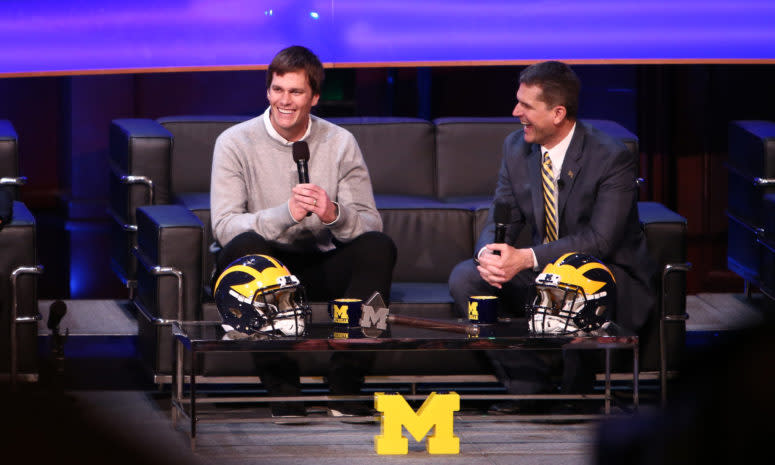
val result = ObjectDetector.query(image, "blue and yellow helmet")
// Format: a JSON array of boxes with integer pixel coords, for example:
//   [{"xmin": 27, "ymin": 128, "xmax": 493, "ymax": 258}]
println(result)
[
  {"xmin": 214, "ymin": 254, "xmax": 310, "ymax": 336},
  {"xmin": 528, "ymin": 252, "xmax": 616, "ymax": 334}
]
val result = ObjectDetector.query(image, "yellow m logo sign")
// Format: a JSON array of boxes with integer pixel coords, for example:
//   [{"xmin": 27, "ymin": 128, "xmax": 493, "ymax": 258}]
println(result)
[
  {"xmin": 467, "ymin": 301, "xmax": 479, "ymax": 320},
  {"xmin": 333, "ymin": 304, "xmax": 349, "ymax": 324},
  {"xmin": 374, "ymin": 392, "xmax": 460, "ymax": 454}
]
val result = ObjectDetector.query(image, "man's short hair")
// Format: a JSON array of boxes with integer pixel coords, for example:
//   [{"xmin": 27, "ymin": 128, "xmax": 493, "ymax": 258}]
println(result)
[
  {"xmin": 519, "ymin": 61, "xmax": 580, "ymax": 119},
  {"xmin": 266, "ymin": 45, "xmax": 325, "ymax": 96}
]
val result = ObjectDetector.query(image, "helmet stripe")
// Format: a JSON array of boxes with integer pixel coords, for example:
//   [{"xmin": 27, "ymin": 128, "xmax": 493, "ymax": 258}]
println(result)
[
  {"xmin": 261, "ymin": 254, "xmax": 288, "ymax": 272},
  {"xmin": 577, "ymin": 262, "xmax": 616, "ymax": 283},
  {"xmin": 215, "ymin": 265, "xmax": 261, "ymax": 296},
  {"xmin": 214, "ymin": 264, "xmax": 264, "ymax": 295}
]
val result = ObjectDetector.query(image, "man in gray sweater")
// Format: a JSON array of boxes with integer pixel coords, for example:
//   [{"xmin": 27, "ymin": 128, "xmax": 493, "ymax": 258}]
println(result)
[{"xmin": 211, "ymin": 45, "xmax": 396, "ymax": 419}]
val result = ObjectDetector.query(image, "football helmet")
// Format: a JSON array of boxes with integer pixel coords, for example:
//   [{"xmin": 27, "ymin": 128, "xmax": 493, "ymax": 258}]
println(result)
[
  {"xmin": 214, "ymin": 254, "xmax": 310, "ymax": 336},
  {"xmin": 527, "ymin": 252, "xmax": 616, "ymax": 334}
]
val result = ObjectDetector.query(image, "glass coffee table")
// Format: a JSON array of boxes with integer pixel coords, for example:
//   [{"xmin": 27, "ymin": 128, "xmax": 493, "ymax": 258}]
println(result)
[{"xmin": 171, "ymin": 318, "xmax": 638, "ymax": 448}]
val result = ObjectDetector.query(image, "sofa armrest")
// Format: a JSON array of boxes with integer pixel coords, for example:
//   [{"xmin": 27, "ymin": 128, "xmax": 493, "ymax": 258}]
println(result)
[
  {"xmin": 583, "ymin": 119, "xmax": 639, "ymax": 156},
  {"xmin": 637, "ymin": 201, "xmax": 689, "ymax": 375},
  {"xmin": 1, "ymin": 201, "xmax": 42, "ymax": 377},
  {"xmin": 109, "ymin": 119, "xmax": 174, "ymax": 222},
  {"xmin": 109, "ymin": 119, "xmax": 174, "ymax": 285},
  {"xmin": 134, "ymin": 205, "xmax": 204, "ymax": 323}
]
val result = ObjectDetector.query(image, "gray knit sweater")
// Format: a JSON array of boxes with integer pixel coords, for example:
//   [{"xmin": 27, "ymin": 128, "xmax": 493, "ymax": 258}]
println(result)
[{"xmin": 210, "ymin": 113, "xmax": 382, "ymax": 253}]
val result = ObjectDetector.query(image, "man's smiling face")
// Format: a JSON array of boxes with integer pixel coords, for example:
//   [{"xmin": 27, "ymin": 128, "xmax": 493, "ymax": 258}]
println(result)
[{"xmin": 267, "ymin": 70, "xmax": 320, "ymax": 142}]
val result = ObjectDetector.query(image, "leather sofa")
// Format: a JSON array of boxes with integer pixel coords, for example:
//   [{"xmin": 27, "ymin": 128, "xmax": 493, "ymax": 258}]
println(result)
[
  {"xmin": 109, "ymin": 115, "xmax": 688, "ymax": 394},
  {"xmin": 727, "ymin": 121, "xmax": 775, "ymax": 301},
  {"xmin": 0, "ymin": 120, "xmax": 42, "ymax": 385},
  {"xmin": 761, "ymin": 193, "xmax": 775, "ymax": 301}
]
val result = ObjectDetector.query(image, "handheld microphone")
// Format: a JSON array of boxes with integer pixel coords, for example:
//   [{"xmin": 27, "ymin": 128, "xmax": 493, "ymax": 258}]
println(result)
[
  {"xmin": 292, "ymin": 141, "xmax": 310, "ymax": 184},
  {"xmin": 292, "ymin": 141, "xmax": 312, "ymax": 216},
  {"xmin": 47, "ymin": 300, "xmax": 67, "ymax": 331},
  {"xmin": 493, "ymin": 201, "xmax": 511, "ymax": 255}
]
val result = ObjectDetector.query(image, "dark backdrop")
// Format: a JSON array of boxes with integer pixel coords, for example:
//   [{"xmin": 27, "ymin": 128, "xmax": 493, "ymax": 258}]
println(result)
[{"xmin": 2, "ymin": 63, "xmax": 774, "ymax": 299}]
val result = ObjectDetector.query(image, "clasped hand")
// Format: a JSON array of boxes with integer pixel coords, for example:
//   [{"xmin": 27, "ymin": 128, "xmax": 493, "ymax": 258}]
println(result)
[
  {"xmin": 476, "ymin": 244, "xmax": 533, "ymax": 289},
  {"xmin": 290, "ymin": 183, "xmax": 337, "ymax": 223}
]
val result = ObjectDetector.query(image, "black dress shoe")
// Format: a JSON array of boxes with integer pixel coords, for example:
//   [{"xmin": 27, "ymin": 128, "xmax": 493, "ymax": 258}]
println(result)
[
  {"xmin": 549, "ymin": 401, "xmax": 602, "ymax": 416},
  {"xmin": 271, "ymin": 403, "xmax": 307, "ymax": 418},
  {"xmin": 487, "ymin": 400, "xmax": 541, "ymax": 415},
  {"xmin": 521, "ymin": 401, "xmax": 601, "ymax": 425},
  {"xmin": 327, "ymin": 402, "xmax": 376, "ymax": 423}
]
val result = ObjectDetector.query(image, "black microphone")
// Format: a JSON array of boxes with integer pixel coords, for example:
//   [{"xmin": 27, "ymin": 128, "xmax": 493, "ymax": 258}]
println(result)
[
  {"xmin": 493, "ymin": 201, "xmax": 511, "ymax": 255},
  {"xmin": 47, "ymin": 300, "xmax": 67, "ymax": 331},
  {"xmin": 292, "ymin": 141, "xmax": 310, "ymax": 184},
  {"xmin": 292, "ymin": 141, "xmax": 313, "ymax": 217},
  {"xmin": 557, "ymin": 178, "xmax": 565, "ymax": 191}
]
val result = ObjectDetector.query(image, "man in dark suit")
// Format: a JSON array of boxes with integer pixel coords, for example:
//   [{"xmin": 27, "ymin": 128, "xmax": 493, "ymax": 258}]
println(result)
[{"xmin": 448, "ymin": 61, "xmax": 655, "ymax": 402}]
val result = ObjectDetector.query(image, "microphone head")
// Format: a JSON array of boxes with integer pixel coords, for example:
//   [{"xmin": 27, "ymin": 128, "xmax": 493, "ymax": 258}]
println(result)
[
  {"xmin": 47, "ymin": 300, "xmax": 67, "ymax": 330},
  {"xmin": 494, "ymin": 201, "xmax": 511, "ymax": 225},
  {"xmin": 292, "ymin": 141, "xmax": 310, "ymax": 162}
]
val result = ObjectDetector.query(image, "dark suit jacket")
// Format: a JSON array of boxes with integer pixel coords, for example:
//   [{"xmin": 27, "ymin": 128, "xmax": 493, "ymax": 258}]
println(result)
[{"xmin": 477, "ymin": 121, "xmax": 655, "ymax": 332}]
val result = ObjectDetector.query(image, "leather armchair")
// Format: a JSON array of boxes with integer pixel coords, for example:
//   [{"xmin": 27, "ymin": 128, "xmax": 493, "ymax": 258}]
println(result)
[
  {"xmin": 727, "ymin": 121, "xmax": 775, "ymax": 296},
  {"xmin": 761, "ymin": 193, "xmax": 775, "ymax": 301},
  {"xmin": 0, "ymin": 120, "xmax": 43, "ymax": 386}
]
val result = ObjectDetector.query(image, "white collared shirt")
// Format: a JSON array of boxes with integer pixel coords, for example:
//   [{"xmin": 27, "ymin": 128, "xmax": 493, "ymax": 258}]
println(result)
[
  {"xmin": 262, "ymin": 107, "xmax": 312, "ymax": 145},
  {"xmin": 540, "ymin": 122, "xmax": 576, "ymax": 182}
]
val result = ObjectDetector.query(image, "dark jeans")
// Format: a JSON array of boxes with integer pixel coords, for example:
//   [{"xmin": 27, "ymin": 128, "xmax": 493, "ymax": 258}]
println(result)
[{"xmin": 217, "ymin": 230, "xmax": 397, "ymax": 397}]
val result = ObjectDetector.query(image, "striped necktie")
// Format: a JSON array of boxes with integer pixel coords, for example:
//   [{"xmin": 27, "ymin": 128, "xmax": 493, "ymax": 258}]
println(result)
[{"xmin": 542, "ymin": 152, "xmax": 558, "ymax": 243}]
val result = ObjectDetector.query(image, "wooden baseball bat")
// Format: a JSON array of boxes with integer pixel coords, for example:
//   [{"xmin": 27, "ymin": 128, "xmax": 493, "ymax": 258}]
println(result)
[{"xmin": 387, "ymin": 314, "xmax": 480, "ymax": 336}]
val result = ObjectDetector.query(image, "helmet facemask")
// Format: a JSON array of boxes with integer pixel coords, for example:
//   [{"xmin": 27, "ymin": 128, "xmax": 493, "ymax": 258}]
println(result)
[
  {"xmin": 529, "ymin": 282, "xmax": 589, "ymax": 334},
  {"xmin": 248, "ymin": 284, "xmax": 310, "ymax": 336}
]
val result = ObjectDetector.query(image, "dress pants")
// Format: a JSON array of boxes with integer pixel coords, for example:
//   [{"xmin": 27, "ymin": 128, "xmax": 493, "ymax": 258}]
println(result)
[
  {"xmin": 448, "ymin": 258, "xmax": 596, "ymax": 394},
  {"xmin": 216, "ymin": 231, "xmax": 397, "ymax": 398}
]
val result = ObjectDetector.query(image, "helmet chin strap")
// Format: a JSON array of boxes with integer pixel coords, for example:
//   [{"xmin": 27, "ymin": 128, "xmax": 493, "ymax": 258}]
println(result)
[
  {"xmin": 258, "ymin": 310, "xmax": 306, "ymax": 336},
  {"xmin": 529, "ymin": 313, "xmax": 578, "ymax": 334}
]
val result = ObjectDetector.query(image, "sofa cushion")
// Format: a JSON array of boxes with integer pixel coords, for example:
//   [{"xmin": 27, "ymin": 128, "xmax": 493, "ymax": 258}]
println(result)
[
  {"xmin": 329, "ymin": 117, "xmax": 436, "ymax": 197},
  {"xmin": 159, "ymin": 116, "xmax": 250, "ymax": 196},
  {"xmin": 434, "ymin": 117, "xmax": 523, "ymax": 199},
  {"xmin": 174, "ymin": 192, "xmax": 215, "ymax": 291},
  {"xmin": 379, "ymin": 205, "xmax": 474, "ymax": 283}
]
